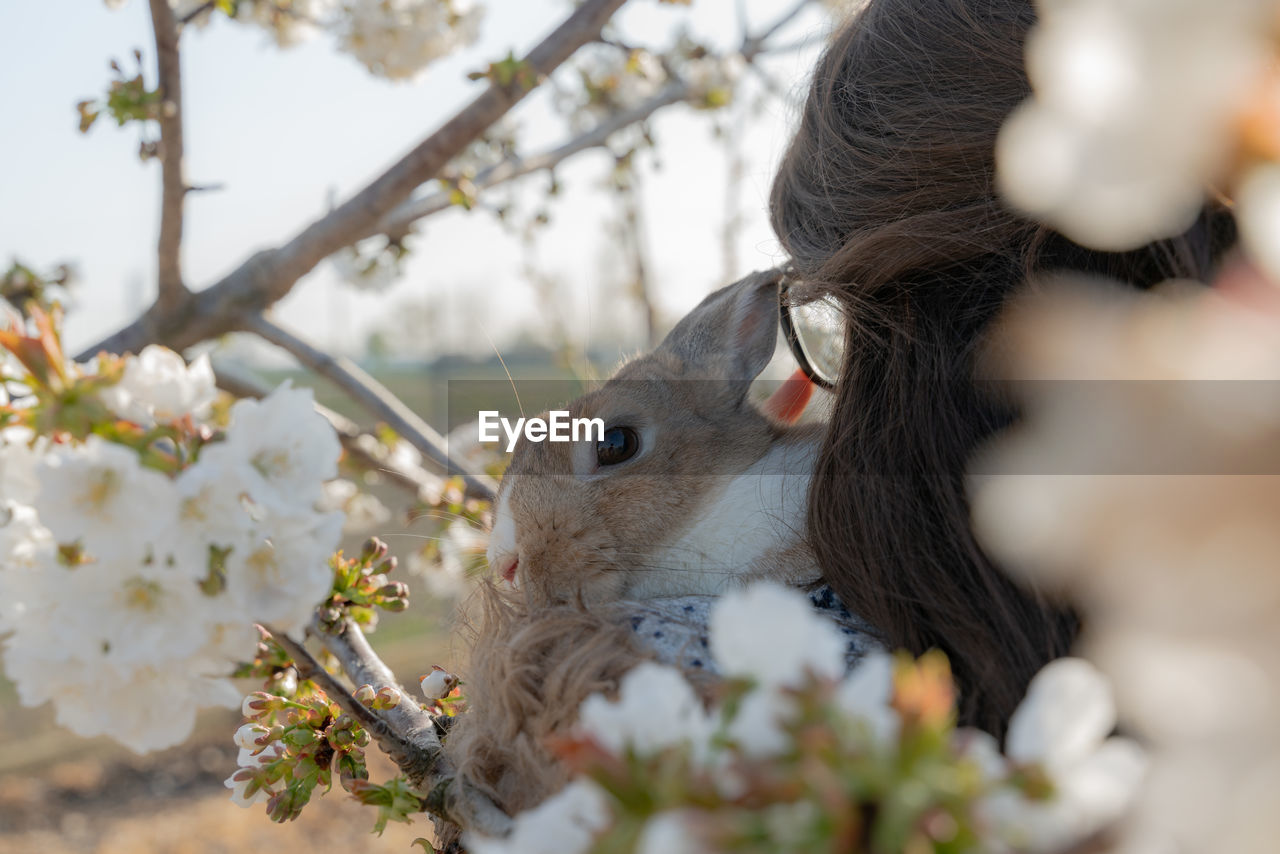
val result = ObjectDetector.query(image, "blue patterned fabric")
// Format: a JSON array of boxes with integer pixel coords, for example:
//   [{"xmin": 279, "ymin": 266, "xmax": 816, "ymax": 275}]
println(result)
[{"xmin": 622, "ymin": 585, "xmax": 883, "ymax": 676}]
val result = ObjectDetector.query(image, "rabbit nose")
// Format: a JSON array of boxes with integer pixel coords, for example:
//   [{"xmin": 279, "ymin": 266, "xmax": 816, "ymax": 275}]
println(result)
[{"xmin": 491, "ymin": 551, "xmax": 519, "ymax": 586}]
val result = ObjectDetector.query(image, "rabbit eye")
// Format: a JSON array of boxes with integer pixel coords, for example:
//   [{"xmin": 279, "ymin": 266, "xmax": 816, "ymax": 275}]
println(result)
[{"xmin": 596, "ymin": 426, "xmax": 640, "ymax": 467}]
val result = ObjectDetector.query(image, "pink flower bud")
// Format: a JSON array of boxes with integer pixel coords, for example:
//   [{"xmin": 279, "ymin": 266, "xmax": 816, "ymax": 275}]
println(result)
[{"xmin": 353, "ymin": 684, "xmax": 377, "ymax": 705}]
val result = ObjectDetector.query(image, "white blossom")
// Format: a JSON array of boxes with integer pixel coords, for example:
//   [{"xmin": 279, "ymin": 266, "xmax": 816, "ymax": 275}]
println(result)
[
  {"xmin": 636, "ymin": 811, "xmax": 704, "ymax": 854},
  {"xmin": 0, "ymin": 344, "xmax": 348, "ymax": 754},
  {"xmin": 225, "ymin": 770, "xmax": 272, "ymax": 808},
  {"xmin": 833, "ymin": 650, "xmax": 900, "ymax": 745},
  {"xmin": 336, "ymin": 0, "xmax": 484, "ymax": 81},
  {"xmin": 0, "ymin": 429, "xmax": 39, "ymax": 503},
  {"xmin": 175, "ymin": 461, "xmax": 255, "ymax": 549},
  {"xmin": 0, "ymin": 503, "xmax": 56, "ymax": 632},
  {"xmin": 100, "ymin": 345, "xmax": 216, "ymax": 424},
  {"xmin": 224, "ymin": 511, "xmax": 344, "ymax": 633},
  {"xmin": 199, "ymin": 382, "xmax": 341, "ymax": 515},
  {"xmin": 466, "ymin": 779, "xmax": 612, "ymax": 854},
  {"xmin": 33, "ymin": 435, "xmax": 178, "ymax": 562},
  {"xmin": 681, "ymin": 53, "xmax": 743, "ymax": 109},
  {"xmin": 709, "ymin": 581, "xmax": 846, "ymax": 689},
  {"xmin": 997, "ymin": 0, "xmax": 1273, "ymax": 251},
  {"xmin": 577, "ymin": 661, "xmax": 711, "ymax": 758},
  {"xmin": 983, "ymin": 658, "xmax": 1147, "ymax": 853},
  {"xmin": 3, "ymin": 640, "xmax": 239, "ymax": 753}
]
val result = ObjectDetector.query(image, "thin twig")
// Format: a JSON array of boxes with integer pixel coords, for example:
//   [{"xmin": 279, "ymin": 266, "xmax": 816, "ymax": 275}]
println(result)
[
  {"xmin": 372, "ymin": 82, "xmax": 688, "ymax": 241},
  {"xmin": 147, "ymin": 0, "xmax": 189, "ymax": 311},
  {"xmin": 243, "ymin": 314, "xmax": 497, "ymax": 503},
  {"xmin": 79, "ymin": 0, "xmax": 631, "ymax": 360},
  {"xmin": 178, "ymin": 0, "xmax": 216, "ymax": 26},
  {"xmin": 742, "ymin": 0, "xmax": 817, "ymax": 57}
]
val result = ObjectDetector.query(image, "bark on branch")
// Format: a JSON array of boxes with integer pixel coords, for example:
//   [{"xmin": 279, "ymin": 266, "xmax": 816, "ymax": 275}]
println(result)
[
  {"xmin": 271, "ymin": 617, "xmax": 513, "ymax": 837},
  {"xmin": 148, "ymin": 0, "xmax": 189, "ymax": 311},
  {"xmin": 244, "ymin": 314, "xmax": 497, "ymax": 502},
  {"xmin": 79, "ymin": 0, "xmax": 630, "ymax": 361}
]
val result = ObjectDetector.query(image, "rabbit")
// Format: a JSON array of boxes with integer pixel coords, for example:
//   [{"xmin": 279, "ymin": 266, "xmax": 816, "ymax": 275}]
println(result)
[{"xmin": 485, "ymin": 268, "xmax": 826, "ymax": 606}]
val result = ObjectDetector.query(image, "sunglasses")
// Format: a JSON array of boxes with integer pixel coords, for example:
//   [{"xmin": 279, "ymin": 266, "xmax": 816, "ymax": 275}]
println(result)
[{"xmin": 777, "ymin": 272, "xmax": 844, "ymax": 391}]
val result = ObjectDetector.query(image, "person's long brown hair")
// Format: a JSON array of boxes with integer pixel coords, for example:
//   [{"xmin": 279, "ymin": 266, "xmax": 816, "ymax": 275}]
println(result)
[{"xmin": 770, "ymin": 0, "xmax": 1236, "ymax": 736}]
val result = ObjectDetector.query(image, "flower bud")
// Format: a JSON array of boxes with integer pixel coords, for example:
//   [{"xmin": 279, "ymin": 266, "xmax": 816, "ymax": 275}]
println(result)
[
  {"xmin": 420, "ymin": 666, "xmax": 459, "ymax": 701},
  {"xmin": 233, "ymin": 722, "xmax": 270, "ymax": 751},
  {"xmin": 241, "ymin": 691, "xmax": 278, "ymax": 718},
  {"xmin": 285, "ymin": 727, "xmax": 318, "ymax": 747},
  {"xmin": 374, "ymin": 686, "xmax": 400, "ymax": 709},
  {"xmin": 377, "ymin": 581, "xmax": 409, "ymax": 600},
  {"xmin": 361, "ymin": 537, "xmax": 388, "ymax": 563},
  {"xmin": 353, "ymin": 684, "xmax": 377, "ymax": 706}
]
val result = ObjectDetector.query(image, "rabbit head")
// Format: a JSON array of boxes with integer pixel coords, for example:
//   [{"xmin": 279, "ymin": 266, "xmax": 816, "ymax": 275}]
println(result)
[{"xmin": 485, "ymin": 269, "xmax": 822, "ymax": 606}]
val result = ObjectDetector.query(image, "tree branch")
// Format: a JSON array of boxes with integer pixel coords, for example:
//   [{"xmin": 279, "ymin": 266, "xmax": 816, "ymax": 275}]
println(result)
[
  {"xmin": 243, "ymin": 314, "xmax": 497, "ymax": 503},
  {"xmin": 148, "ymin": 0, "xmax": 189, "ymax": 311},
  {"xmin": 214, "ymin": 367, "xmax": 449, "ymax": 502},
  {"xmin": 373, "ymin": 0, "xmax": 813, "ymax": 244},
  {"xmin": 283, "ymin": 616, "xmax": 514, "ymax": 837},
  {"xmin": 79, "ymin": 0, "xmax": 630, "ymax": 360}
]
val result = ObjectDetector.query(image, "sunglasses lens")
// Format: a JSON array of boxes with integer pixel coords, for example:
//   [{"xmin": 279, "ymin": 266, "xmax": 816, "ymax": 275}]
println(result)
[{"xmin": 789, "ymin": 296, "xmax": 844, "ymax": 387}]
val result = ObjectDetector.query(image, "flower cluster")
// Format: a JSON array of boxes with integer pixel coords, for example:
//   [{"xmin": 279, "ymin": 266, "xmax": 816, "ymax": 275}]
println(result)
[
  {"xmin": 335, "ymin": 0, "xmax": 484, "ymax": 81},
  {"xmin": 107, "ymin": 0, "xmax": 480, "ymax": 79},
  {"xmin": 0, "ymin": 315, "xmax": 343, "ymax": 753},
  {"xmin": 228, "ymin": 684, "xmax": 377, "ymax": 820},
  {"xmin": 467, "ymin": 583, "xmax": 1144, "ymax": 854},
  {"xmin": 996, "ymin": 0, "xmax": 1280, "ymax": 270},
  {"xmin": 557, "ymin": 47, "xmax": 670, "ymax": 133}
]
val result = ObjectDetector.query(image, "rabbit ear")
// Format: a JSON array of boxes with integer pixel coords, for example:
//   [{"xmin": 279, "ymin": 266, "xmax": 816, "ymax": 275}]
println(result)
[{"xmin": 657, "ymin": 268, "xmax": 783, "ymax": 393}]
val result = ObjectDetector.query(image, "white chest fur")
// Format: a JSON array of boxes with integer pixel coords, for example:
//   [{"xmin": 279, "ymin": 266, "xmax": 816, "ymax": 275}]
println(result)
[{"xmin": 627, "ymin": 437, "xmax": 821, "ymax": 598}]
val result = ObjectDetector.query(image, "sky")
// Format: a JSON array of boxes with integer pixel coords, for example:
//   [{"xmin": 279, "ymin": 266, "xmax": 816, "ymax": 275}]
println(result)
[{"xmin": 0, "ymin": 0, "xmax": 834, "ymax": 363}]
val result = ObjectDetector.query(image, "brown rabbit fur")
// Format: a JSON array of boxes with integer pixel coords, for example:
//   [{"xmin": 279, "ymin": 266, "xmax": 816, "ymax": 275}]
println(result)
[{"xmin": 437, "ymin": 582, "xmax": 656, "ymax": 848}]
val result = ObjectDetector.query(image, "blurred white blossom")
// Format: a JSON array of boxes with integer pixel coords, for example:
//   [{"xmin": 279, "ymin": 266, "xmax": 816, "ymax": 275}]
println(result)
[
  {"xmin": 984, "ymin": 658, "xmax": 1147, "ymax": 853},
  {"xmin": 997, "ymin": 0, "xmax": 1272, "ymax": 251},
  {"xmin": 577, "ymin": 661, "xmax": 712, "ymax": 757},
  {"xmin": 320, "ymin": 477, "xmax": 392, "ymax": 534},
  {"xmin": 489, "ymin": 583, "xmax": 1144, "ymax": 853},
  {"xmin": 709, "ymin": 581, "xmax": 846, "ymax": 689},
  {"xmin": 33, "ymin": 435, "xmax": 177, "ymax": 563},
  {"xmin": 466, "ymin": 778, "xmax": 612, "ymax": 854},
  {"xmin": 99, "ymin": 345, "xmax": 216, "ymax": 424},
  {"xmin": 971, "ymin": 275, "xmax": 1280, "ymax": 854},
  {"xmin": 336, "ymin": 0, "xmax": 483, "ymax": 81}
]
